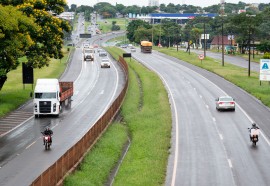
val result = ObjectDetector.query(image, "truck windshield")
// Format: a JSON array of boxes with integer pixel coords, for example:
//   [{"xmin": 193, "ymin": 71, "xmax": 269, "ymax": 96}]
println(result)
[
  {"xmin": 35, "ymin": 92, "xmax": 57, "ymax": 99},
  {"xmin": 85, "ymin": 49, "xmax": 93, "ymax": 53}
]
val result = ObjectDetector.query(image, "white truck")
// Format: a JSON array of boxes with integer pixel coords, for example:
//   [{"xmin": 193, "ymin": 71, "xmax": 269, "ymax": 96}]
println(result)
[
  {"xmin": 33, "ymin": 79, "xmax": 73, "ymax": 117},
  {"xmin": 83, "ymin": 46, "xmax": 95, "ymax": 61}
]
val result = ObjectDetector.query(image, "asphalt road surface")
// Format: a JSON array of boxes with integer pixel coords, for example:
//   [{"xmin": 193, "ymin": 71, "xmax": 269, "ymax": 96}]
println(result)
[
  {"xmin": 130, "ymin": 48, "xmax": 270, "ymax": 186},
  {"xmin": 0, "ymin": 15, "xmax": 126, "ymax": 185}
]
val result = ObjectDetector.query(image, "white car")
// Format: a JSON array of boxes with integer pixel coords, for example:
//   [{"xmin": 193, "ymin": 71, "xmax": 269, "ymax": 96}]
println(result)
[
  {"xmin": 101, "ymin": 58, "xmax": 110, "ymax": 68},
  {"xmin": 215, "ymin": 96, "xmax": 235, "ymax": 111}
]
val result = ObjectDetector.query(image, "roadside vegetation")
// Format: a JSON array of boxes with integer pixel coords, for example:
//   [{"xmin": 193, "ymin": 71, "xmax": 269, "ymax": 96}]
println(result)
[
  {"xmin": 154, "ymin": 46, "xmax": 270, "ymax": 107},
  {"xmin": 64, "ymin": 47, "xmax": 171, "ymax": 185},
  {"xmin": 0, "ymin": 47, "xmax": 71, "ymax": 117},
  {"xmin": 97, "ymin": 18, "xmax": 127, "ymax": 33}
]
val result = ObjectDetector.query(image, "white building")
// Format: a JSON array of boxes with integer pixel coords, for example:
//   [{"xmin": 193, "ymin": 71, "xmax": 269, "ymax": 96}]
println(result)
[
  {"xmin": 57, "ymin": 12, "xmax": 75, "ymax": 21},
  {"xmin": 148, "ymin": 0, "xmax": 159, "ymax": 7}
]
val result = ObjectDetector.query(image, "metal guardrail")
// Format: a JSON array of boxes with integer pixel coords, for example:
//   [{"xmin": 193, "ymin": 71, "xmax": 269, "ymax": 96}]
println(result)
[{"xmin": 31, "ymin": 56, "xmax": 128, "ymax": 186}]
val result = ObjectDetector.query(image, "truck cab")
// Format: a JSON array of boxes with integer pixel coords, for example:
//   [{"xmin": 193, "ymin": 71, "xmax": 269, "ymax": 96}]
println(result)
[
  {"xmin": 83, "ymin": 47, "xmax": 95, "ymax": 61},
  {"xmin": 33, "ymin": 79, "xmax": 73, "ymax": 117},
  {"xmin": 34, "ymin": 79, "xmax": 61, "ymax": 117}
]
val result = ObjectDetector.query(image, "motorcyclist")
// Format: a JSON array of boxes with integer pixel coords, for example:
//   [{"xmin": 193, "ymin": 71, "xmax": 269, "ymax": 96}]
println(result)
[
  {"xmin": 42, "ymin": 127, "xmax": 53, "ymax": 145},
  {"xmin": 249, "ymin": 123, "xmax": 259, "ymax": 141}
]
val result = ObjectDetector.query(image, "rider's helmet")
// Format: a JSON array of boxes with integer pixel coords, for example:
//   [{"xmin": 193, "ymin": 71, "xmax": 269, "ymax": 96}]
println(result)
[
  {"xmin": 252, "ymin": 123, "xmax": 256, "ymax": 127},
  {"xmin": 45, "ymin": 126, "xmax": 50, "ymax": 131}
]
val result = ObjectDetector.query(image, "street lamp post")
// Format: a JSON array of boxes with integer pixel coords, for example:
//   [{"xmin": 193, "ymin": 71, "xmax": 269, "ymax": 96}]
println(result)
[
  {"xmin": 248, "ymin": 27, "xmax": 251, "ymax": 77},
  {"xmin": 202, "ymin": 15, "xmax": 208, "ymax": 58},
  {"xmin": 221, "ymin": 17, "xmax": 224, "ymax": 66},
  {"xmin": 159, "ymin": 18, "xmax": 162, "ymax": 46},
  {"xmin": 152, "ymin": 18, "xmax": 154, "ymax": 44},
  {"xmin": 204, "ymin": 21, "xmax": 206, "ymax": 57}
]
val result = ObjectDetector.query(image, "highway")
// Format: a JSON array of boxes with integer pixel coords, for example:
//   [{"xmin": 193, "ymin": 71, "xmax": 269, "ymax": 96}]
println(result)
[
  {"xmin": 130, "ymin": 49, "xmax": 270, "ymax": 186},
  {"xmin": 1, "ymin": 12, "xmax": 269, "ymax": 185},
  {"xmin": 0, "ymin": 14, "xmax": 125, "ymax": 185}
]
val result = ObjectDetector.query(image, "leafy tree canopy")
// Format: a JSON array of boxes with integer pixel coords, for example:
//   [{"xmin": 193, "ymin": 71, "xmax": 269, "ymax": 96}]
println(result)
[{"xmin": 0, "ymin": 0, "xmax": 71, "ymax": 88}]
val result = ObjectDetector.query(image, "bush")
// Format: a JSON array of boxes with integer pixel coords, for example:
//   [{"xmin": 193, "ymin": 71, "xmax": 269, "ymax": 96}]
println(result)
[{"xmin": 263, "ymin": 52, "xmax": 270, "ymax": 59}]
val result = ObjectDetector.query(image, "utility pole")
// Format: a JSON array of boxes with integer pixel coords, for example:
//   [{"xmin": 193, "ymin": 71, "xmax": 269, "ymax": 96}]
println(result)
[
  {"xmin": 220, "ymin": 0, "xmax": 225, "ymax": 67},
  {"xmin": 152, "ymin": 18, "xmax": 154, "ymax": 44},
  {"xmin": 246, "ymin": 14, "xmax": 256, "ymax": 77}
]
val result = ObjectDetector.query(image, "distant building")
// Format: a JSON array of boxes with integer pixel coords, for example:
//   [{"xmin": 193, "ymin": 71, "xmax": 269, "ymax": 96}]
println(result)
[
  {"xmin": 148, "ymin": 0, "xmax": 159, "ymax": 7},
  {"xmin": 137, "ymin": 13, "xmax": 217, "ymax": 25},
  {"xmin": 57, "ymin": 12, "xmax": 75, "ymax": 21}
]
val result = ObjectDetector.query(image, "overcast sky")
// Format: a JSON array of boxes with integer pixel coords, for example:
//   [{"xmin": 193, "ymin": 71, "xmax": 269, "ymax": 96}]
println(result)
[{"xmin": 67, "ymin": 0, "xmax": 269, "ymax": 8}]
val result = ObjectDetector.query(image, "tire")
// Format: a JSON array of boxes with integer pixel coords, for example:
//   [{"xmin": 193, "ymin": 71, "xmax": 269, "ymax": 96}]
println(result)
[{"xmin": 45, "ymin": 142, "xmax": 48, "ymax": 150}]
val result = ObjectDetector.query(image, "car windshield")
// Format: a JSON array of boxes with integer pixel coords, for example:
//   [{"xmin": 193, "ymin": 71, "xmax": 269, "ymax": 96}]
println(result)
[
  {"xmin": 35, "ymin": 92, "xmax": 57, "ymax": 99},
  {"xmin": 219, "ymin": 97, "xmax": 233, "ymax": 102},
  {"xmin": 102, "ymin": 59, "xmax": 109, "ymax": 62}
]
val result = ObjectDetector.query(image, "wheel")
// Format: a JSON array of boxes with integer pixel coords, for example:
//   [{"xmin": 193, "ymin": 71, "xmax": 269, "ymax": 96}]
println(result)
[{"xmin": 45, "ymin": 143, "xmax": 48, "ymax": 150}]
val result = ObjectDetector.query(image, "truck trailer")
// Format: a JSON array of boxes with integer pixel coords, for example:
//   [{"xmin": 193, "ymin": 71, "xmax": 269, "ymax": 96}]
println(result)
[
  {"xmin": 140, "ymin": 41, "xmax": 152, "ymax": 53},
  {"xmin": 33, "ymin": 79, "xmax": 73, "ymax": 117}
]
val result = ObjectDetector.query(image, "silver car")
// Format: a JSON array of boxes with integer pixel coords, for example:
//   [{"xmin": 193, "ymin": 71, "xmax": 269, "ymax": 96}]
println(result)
[
  {"xmin": 215, "ymin": 96, "xmax": 235, "ymax": 111},
  {"xmin": 99, "ymin": 50, "xmax": 107, "ymax": 57},
  {"xmin": 130, "ymin": 47, "xmax": 136, "ymax": 52}
]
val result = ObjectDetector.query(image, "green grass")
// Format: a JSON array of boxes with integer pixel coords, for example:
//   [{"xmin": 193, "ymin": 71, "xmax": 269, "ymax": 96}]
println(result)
[
  {"xmin": 154, "ymin": 47, "xmax": 270, "ymax": 107},
  {"xmin": 64, "ymin": 123, "xmax": 128, "ymax": 186},
  {"xmin": 97, "ymin": 18, "xmax": 127, "ymax": 33},
  {"xmin": 64, "ymin": 46, "xmax": 172, "ymax": 185},
  {"xmin": 0, "ymin": 47, "xmax": 71, "ymax": 117}
]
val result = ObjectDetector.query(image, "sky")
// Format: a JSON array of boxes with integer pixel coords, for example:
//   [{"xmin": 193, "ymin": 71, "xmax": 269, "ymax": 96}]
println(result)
[{"xmin": 67, "ymin": 0, "xmax": 269, "ymax": 8}]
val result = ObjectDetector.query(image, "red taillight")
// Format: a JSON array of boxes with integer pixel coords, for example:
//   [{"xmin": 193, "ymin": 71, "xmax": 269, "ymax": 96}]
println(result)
[
  {"xmin": 230, "ymin": 102, "xmax": 235, "ymax": 104},
  {"xmin": 219, "ymin": 102, "xmax": 223, "ymax": 104}
]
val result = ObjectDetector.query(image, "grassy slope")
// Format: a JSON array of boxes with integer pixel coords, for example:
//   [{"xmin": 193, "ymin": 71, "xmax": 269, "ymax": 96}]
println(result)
[{"xmin": 64, "ymin": 47, "xmax": 171, "ymax": 185}]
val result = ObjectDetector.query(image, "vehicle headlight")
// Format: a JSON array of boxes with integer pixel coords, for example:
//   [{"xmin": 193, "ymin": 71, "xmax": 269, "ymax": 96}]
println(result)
[{"xmin": 53, "ymin": 103, "xmax": 56, "ymax": 112}]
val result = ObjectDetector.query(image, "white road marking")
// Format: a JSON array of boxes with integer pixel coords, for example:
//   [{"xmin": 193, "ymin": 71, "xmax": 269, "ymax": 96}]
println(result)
[
  {"xmin": 26, "ymin": 141, "xmax": 36, "ymax": 149},
  {"xmin": 219, "ymin": 134, "xmax": 223, "ymax": 140},
  {"xmin": 228, "ymin": 159, "xmax": 233, "ymax": 168}
]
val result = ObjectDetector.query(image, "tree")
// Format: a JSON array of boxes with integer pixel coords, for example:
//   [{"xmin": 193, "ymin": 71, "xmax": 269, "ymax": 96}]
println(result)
[
  {"xmin": 70, "ymin": 4, "xmax": 77, "ymax": 12},
  {"xmin": 0, "ymin": 0, "xmax": 71, "ymax": 89},
  {"xmin": 126, "ymin": 20, "xmax": 151, "ymax": 42},
  {"xmin": 115, "ymin": 4, "xmax": 126, "ymax": 16},
  {"xmin": 0, "ymin": 5, "xmax": 39, "ymax": 89},
  {"xmin": 134, "ymin": 26, "xmax": 152, "ymax": 43},
  {"xmin": 111, "ymin": 21, "xmax": 120, "ymax": 31},
  {"xmin": 191, "ymin": 27, "xmax": 202, "ymax": 49}
]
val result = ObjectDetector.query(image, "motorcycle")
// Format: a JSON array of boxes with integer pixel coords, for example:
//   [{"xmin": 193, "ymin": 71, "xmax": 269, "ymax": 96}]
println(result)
[
  {"xmin": 41, "ymin": 132, "xmax": 52, "ymax": 150},
  {"xmin": 248, "ymin": 128, "xmax": 260, "ymax": 146}
]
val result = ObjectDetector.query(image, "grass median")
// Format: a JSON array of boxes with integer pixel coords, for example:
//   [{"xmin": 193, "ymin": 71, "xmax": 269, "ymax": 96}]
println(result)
[
  {"xmin": 64, "ymin": 46, "xmax": 171, "ymax": 185},
  {"xmin": 154, "ymin": 47, "xmax": 270, "ymax": 107},
  {"xmin": 0, "ymin": 47, "xmax": 72, "ymax": 117}
]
